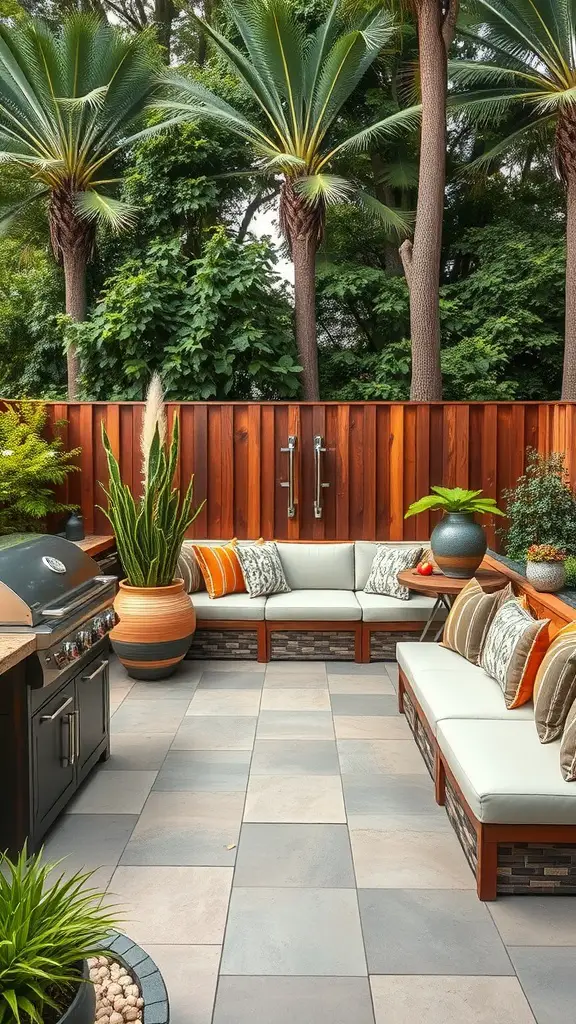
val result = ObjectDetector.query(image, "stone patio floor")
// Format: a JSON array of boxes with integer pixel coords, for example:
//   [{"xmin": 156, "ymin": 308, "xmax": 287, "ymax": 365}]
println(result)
[{"xmin": 44, "ymin": 657, "xmax": 576, "ymax": 1024}]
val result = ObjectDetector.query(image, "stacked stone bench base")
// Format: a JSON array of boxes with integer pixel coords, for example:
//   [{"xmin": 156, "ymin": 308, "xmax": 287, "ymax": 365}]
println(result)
[
  {"xmin": 185, "ymin": 621, "xmax": 428, "ymax": 663},
  {"xmin": 399, "ymin": 668, "xmax": 576, "ymax": 899}
]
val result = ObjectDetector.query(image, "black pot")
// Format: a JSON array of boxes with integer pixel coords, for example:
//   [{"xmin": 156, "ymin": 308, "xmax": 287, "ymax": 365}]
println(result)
[{"xmin": 58, "ymin": 963, "xmax": 95, "ymax": 1024}]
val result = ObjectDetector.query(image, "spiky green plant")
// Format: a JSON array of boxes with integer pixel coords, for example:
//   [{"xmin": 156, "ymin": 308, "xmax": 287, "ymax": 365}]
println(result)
[
  {"xmin": 0, "ymin": 15, "xmax": 172, "ymax": 398},
  {"xmin": 100, "ymin": 416, "xmax": 202, "ymax": 587},
  {"xmin": 405, "ymin": 486, "xmax": 505, "ymax": 518},
  {"xmin": 157, "ymin": 0, "xmax": 420, "ymax": 399},
  {"xmin": 0, "ymin": 847, "xmax": 117, "ymax": 1024}
]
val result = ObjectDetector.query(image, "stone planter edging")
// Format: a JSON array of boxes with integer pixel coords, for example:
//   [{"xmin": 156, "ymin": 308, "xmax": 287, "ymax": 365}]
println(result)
[{"xmin": 101, "ymin": 932, "xmax": 169, "ymax": 1024}]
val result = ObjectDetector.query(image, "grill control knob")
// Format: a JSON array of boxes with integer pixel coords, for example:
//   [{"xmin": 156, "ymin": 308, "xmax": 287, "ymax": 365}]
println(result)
[
  {"xmin": 92, "ymin": 616, "xmax": 107, "ymax": 639},
  {"xmin": 104, "ymin": 608, "xmax": 117, "ymax": 630},
  {"xmin": 62, "ymin": 640, "xmax": 80, "ymax": 661},
  {"xmin": 77, "ymin": 630, "xmax": 93, "ymax": 652}
]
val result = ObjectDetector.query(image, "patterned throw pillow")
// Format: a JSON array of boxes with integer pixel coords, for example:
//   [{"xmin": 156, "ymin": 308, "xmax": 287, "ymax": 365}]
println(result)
[
  {"xmin": 534, "ymin": 622, "xmax": 576, "ymax": 743},
  {"xmin": 560, "ymin": 697, "xmax": 576, "ymax": 781},
  {"xmin": 442, "ymin": 578, "xmax": 513, "ymax": 665},
  {"xmin": 192, "ymin": 539, "xmax": 246, "ymax": 599},
  {"xmin": 363, "ymin": 545, "xmax": 423, "ymax": 600},
  {"xmin": 480, "ymin": 599, "xmax": 551, "ymax": 709},
  {"xmin": 236, "ymin": 540, "xmax": 291, "ymax": 598},
  {"xmin": 176, "ymin": 541, "xmax": 204, "ymax": 593}
]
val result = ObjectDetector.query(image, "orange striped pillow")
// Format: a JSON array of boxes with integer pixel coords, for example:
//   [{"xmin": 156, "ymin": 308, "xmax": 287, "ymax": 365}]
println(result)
[{"xmin": 192, "ymin": 540, "xmax": 246, "ymax": 599}]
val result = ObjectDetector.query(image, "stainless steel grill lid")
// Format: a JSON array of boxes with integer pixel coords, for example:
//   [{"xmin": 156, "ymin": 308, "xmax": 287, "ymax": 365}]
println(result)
[{"xmin": 0, "ymin": 534, "xmax": 101, "ymax": 626}]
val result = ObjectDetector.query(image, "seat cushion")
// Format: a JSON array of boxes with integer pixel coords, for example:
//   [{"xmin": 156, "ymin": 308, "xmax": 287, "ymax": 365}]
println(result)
[
  {"xmin": 354, "ymin": 541, "xmax": 430, "ymax": 591},
  {"xmin": 437, "ymin": 719, "xmax": 576, "ymax": 824},
  {"xmin": 265, "ymin": 589, "xmax": 361, "ymax": 621},
  {"xmin": 356, "ymin": 591, "xmax": 448, "ymax": 623},
  {"xmin": 191, "ymin": 591, "xmax": 266, "ymax": 620},
  {"xmin": 276, "ymin": 543, "xmax": 355, "ymax": 590}
]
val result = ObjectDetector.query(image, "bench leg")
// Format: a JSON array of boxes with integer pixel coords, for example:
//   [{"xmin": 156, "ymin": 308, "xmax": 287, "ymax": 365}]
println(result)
[
  {"xmin": 397, "ymin": 670, "xmax": 405, "ymax": 713},
  {"xmin": 435, "ymin": 754, "xmax": 445, "ymax": 806},
  {"xmin": 257, "ymin": 623, "xmax": 269, "ymax": 663},
  {"xmin": 477, "ymin": 829, "xmax": 498, "ymax": 901}
]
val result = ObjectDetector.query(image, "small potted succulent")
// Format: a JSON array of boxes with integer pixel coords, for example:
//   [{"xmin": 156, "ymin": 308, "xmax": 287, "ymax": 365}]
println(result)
[
  {"xmin": 405, "ymin": 486, "xmax": 505, "ymax": 579},
  {"xmin": 526, "ymin": 544, "xmax": 567, "ymax": 593},
  {"xmin": 0, "ymin": 847, "xmax": 116, "ymax": 1024}
]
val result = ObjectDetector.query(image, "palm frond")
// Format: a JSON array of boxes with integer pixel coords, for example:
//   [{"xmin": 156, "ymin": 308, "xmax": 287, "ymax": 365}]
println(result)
[
  {"xmin": 318, "ymin": 104, "xmax": 421, "ymax": 167},
  {"xmin": 74, "ymin": 190, "xmax": 137, "ymax": 230},
  {"xmin": 356, "ymin": 190, "xmax": 412, "ymax": 237},
  {"xmin": 294, "ymin": 173, "xmax": 355, "ymax": 204}
]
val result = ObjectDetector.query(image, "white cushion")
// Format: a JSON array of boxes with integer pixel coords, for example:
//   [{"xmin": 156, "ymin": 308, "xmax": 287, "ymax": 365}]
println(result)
[
  {"xmin": 276, "ymin": 543, "xmax": 355, "ymax": 590},
  {"xmin": 354, "ymin": 540, "xmax": 430, "ymax": 591},
  {"xmin": 437, "ymin": 719, "xmax": 576, "ymax": 824},
  {"xmin": 265, "ymin": 589, "xmax": 361, "ymax": 621},
  {"xmin": 356, "ymin": 591, "xmax": 448, "ymax": 623},
  {"xmin": 191, "ymin": 591, "xmax": 266, "ymax": 620}
]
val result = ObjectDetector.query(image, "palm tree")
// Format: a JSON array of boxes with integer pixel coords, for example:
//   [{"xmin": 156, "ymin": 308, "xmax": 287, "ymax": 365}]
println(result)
[
  {"xmin": 450, "ymin": 0, "xmax": 576, "ymax": 400},
  {"xmin": 399, "ymin": 0, "xmax": 459, "ymax": 400},
  {"xmin": 0, "ymin": 16, "xmax": 167, "ymax": 398},
  {"xmin": 159, "ymin": 0, "xmax": 419, "ymax": 399}
]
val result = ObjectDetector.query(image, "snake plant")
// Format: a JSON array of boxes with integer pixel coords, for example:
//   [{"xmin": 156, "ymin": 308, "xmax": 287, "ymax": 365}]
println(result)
[{"xmin": 100, "ymin": 416, "xmax": 201, "ymax": 587}]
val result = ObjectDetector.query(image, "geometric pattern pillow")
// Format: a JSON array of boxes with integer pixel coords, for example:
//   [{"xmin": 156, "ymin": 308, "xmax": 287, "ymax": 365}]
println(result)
[
  {"xmin": 534, "ymin": 622, "xmax": 576, "ymax": 743},
  {"xmin": 177, "ymin": 541, "xmax": 204, "ymax": 593},
  {"xmin": 363, "ymin": 545, "xmax": 422, "ymax": 600},
  {"xmin": 560, "ymin": 696, "xmax": 576, "ymax": 781},
  {"xmin": 480, "ymin": 598, "xmax": 551, "ymax": 709},
  {"xmin": 236, "ymin": 541, "xmax": 291, "ymax": 598},
  {"xmin": 442, "ymin": 578, "xmax": 513, "ymax": 665},
  {"xmin": 191, "ymin": 540, "xmax": 246, "ymax": 599}
]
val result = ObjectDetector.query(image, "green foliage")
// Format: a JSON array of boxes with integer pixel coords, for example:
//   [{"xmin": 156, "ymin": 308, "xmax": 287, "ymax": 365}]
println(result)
[
  {"xmin": 501, "ymin": 449, "xmax": 576, "ymax": 561},
  {"xmin": 77, "ymin": 230, "xmax": 301, "ymax": 399},
  {"xmin": 0, "ymin": 846, "xmax": 117, "ymax": 1024},
  {"xmin": 0, "ymin": 404, "xmax": 79, "ymax": 533},
  {"xmin": 101, "ymin": 417, "xmax": 201, "ymax": 587},
  {"xmin": 405, "ymin": 486, "xmax": 505, "ymax": 518}
]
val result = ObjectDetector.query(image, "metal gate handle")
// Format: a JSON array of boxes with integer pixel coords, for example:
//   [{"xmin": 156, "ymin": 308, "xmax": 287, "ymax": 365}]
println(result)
[
  {"xmin": 313, "ymin": 434, "xmax": 329, "ymax": 519},
  {"xmin": 280, "ymin": 435, "xmax": 297, "ymax": 518}
]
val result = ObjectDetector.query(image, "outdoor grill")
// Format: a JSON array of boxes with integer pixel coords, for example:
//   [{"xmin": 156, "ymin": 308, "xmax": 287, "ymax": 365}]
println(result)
[{"xmin": 0, "ymin": 533, "xmax": 117, "ymax": 687}]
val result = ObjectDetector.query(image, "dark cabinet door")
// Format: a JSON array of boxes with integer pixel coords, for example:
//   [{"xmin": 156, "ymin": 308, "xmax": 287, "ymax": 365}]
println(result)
[
  {"xmin": 76, "ymin": 655, "xmax": 109, "ymax": 773},
  {"xmin": 32, "ymin": 681, "xmax": 76, "ymax": 827}
]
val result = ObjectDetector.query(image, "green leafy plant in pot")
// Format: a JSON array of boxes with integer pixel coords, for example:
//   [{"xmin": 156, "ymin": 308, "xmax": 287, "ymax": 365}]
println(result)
[
  {"xmin": 0, "ymin": 846, "xmax": 116, "ymax": 1024},
  {"xmin": 526, "ymin": 544, "xmax": 567, "ymax": 593},
  {"xmin": 100, "ymin": 375, "xmax": 203, "ymax": 680},
  {"xmin": 405, "ymin": 487, "xmax": 505, "ymax": 578}
]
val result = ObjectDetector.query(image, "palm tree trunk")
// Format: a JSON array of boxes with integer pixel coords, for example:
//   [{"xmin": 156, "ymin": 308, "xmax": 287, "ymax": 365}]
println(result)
[
  {"xmin": 563, "ymin": 176, "xmax": 576, "ymax": 399},
  {"xmin": 402, "ymin": 0, "xmax": 450, "ymax": 401},
  {"xmin": 292, "ymin": 235, "xmax": 320, "ymax": 400},
  {"xmin": 63, "ymin": 249, "xmax": 87, "ymax": 401}
]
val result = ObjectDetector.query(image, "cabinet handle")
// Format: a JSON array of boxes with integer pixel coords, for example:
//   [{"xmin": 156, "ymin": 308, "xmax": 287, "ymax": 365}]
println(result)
[
  {"xmin": 280, "ymin": 435, "xmax": 297, "ymax": 518},
  {"xmin": 313, "ymin": 434, "xmax": 329, "ymax": 519},
  {"xmin": 69, "ymin": 709, "xmax": 80, "ymax": 765},
  {"xmin": 40, "ymin": 695, "xmax": 73, "ymax": 722},
  {"xmin": 82, "ymin": 659, "xmax": 109, "ymax": 682}
]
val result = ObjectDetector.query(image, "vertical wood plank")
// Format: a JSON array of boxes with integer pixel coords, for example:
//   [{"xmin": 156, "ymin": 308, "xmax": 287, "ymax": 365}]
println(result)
[
  {"xmin": 415, "ymin": 404, "xmax": 431, "ymax": 539},
  {"xmin": 247, "ymin": 404, "xmax": 262, "ymax": 539},
  {"xmin": 482, "ymin": 405, "xmax": 498, "ymax": 549},
  {"xmin": 287, "ymin": 404, "xmax": 301, "ymax": 540},
  {"xmin": 362, "ymin": 405, "xmax": 376, "ymax": 540},
  {"xmin": 402, "ymin": 405, "xmax": 417, "ymax": 541},
  {"xmin": 260, "ymin": 405, "xmax": 275, "ymax": 539},
  {"xmin": 389, "ymin": 405, "xmax": 404, "ymax": 540},
  {"xmin": 207, "ymin": 405, "xmax": 222, "ymax": 538},
  {"xmin": 312, "ymin": 404, "xmax": 327, "ymax": 540},
  {"xmin": 233, "ymin": 405, "xmax": 249, "ymax": 539},
  {"xmin": 335, "ymin": 404, "xmax": 350, "ymax": 539},
  {"xmin": 79, "ymin": 405, "xmax": 94, "ymax": 534},
  {"xmin": 349, "ymin": 406, "xmax": 364, "ymax": 539},
  {"xmin": 375, "ymin": 405, "xmax": 390, "ymax": 540},
  {"xmin": 191, "ymin": 404, "xmax": 208, "ymax": 537}
]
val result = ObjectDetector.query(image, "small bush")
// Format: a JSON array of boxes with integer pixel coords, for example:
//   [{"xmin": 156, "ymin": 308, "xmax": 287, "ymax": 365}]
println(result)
[{"xmin": 501, "ymin": 449, "xmax": 576, "ymax": 561}]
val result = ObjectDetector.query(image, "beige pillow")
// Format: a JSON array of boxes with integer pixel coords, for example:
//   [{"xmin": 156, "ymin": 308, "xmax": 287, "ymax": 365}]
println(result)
[
  {"xmin": 480, "ymin": 599, "xmax": 551, "ymax": 709},
  {"xmin": 364, "ymin": 545, "xmax": 422, "ymax": 600},
  {"xmin": 442, "ymin": 579, "xmax": 513, "ymax": 665},
  {"xmin": 534, "ymin": 623, "xmax": 576, "ymax": 742},
  {"xmin": 560, "ymin": 697, "xmax": 576, "ymax": 781}
]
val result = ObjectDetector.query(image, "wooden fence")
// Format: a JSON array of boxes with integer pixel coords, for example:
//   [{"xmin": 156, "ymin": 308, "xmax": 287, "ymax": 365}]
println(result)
[{"xmin": 42, "ymin": 401, "xmax": 576, "ymax": 547}]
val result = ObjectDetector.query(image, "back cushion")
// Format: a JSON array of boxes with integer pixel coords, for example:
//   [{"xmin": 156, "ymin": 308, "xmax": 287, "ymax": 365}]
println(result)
[
  {"xmin": 354, "ymin": 541, "xmax": 430, "ymax": 590},
  {"xmin": 276, "ymin": 543, "xmax": 355, "ymax": 590}
]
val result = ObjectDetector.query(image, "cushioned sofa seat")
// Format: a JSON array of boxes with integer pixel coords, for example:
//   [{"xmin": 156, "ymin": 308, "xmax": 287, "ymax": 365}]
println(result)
[
  {"xmin": 190, "ymin": 591, "xmax": 266, "ymax": 620},
  {"xmin": 397, "ymin": 642, "xmax": 534, "ymax": 732},
  {"xmin": 437, "ymin": 719, "xmax": 576, "ymax": 824},
  {"xmin": 265, "ymin": 590, "xmax": 362, "ymax": 621},
  {"xmin": 356, "ymin": 591, "xmax": 448, "ymax": 623}
]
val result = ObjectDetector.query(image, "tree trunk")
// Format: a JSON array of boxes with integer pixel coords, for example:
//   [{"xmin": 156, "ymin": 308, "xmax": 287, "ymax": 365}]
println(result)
[
  {"xmin": 404, "ymin": 0, "xmax": 452, "ymax": 401},
  {"xmin": 292, "ymin": 235, "xmax": 320, "ymax": 400},
  {"xmin": 562, "ymin": 175, "xmax": 576, "ymax": 399},
  {"xmin": 154, "ymin": 0, "xmax": 175, "ymax": 60},
  {"xmin": 198, "ymin": 0, "xmax": 213, "ymax": 65},
  {"xmin": 62, "ymin": 249, "xmax": 88, "ymax": 401}
]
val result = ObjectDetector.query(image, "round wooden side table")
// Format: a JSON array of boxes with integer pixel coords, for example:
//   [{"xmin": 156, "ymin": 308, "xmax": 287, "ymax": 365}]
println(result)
[{"xmin": 397, "ymin": 567, "xmax": 508, "ymax": 642}]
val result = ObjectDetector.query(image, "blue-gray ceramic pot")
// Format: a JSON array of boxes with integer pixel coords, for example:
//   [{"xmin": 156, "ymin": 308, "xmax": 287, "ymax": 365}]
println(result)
[{"xmin": 430, "ymin": 512, "xmax": 487, "ymax": 579}]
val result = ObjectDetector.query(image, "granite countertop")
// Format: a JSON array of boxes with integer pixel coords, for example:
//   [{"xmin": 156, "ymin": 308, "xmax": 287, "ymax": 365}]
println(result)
[{"xmin": 0, "ymin": 634, "xmax": 36, "ymax": 673}]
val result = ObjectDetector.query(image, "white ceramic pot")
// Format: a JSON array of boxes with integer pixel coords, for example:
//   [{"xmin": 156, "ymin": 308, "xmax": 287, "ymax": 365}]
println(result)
[{"xmin": 526, "ymin": 560, "xmax": 566, "ymax": 593}]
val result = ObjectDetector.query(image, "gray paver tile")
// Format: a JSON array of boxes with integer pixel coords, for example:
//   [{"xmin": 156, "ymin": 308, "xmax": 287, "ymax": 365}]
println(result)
[
  {"xmin": 343, "ymin": 774, "xmax": 443, "ymax": 817},
  {"xmin": 111, "ymin": 699, "xmax": 190, "ymax": 733},
  {"xmin": 197, "ymin": 670, "xmax": 265, "ymax": 689},
  {"xmin": 186, "ymin": 689, "xmax": 261, "ymax": 716},
  {"xmin": 126, "ymin": 676, "xmax": 202, "ymax": 700},
  {"xmin": 234, "ymin": 823, "xmax": 355, "ymax": 887},
  {"xmin": 244, "ymin": 775, "xmax": 346, "ymax": 823},
  {"xmin": 220, "ymin": 887, "xmax": 367, "ymax": 975},
  {"xmin": 331, "ymin": 695, "xmax": 400, "ymax": 716},
  {"xmin": 109, "ymin": 865, "xmax": 233, "ymax": 944},
  {"xmin": 251, "ymin": 739, "xmax": 339, "ymax": 775},
  {"xmin": 508, "ymin": 947, "xmax": 576, "ymax": 1024},
  {"xmin": 264, "ymin": 664, "xmax": 327, "ymax": 687},
  {"xmin": 489, "ymin": 897, "xmax": 576, "ymax": 946},
  {"xmin": 260, "ymin": 687, "xmax": 331, "ymax": 710},
  {"xmin": 358, "ymin": 889, "xmax": 513, "ymax": 975},
  {"xmin": 143, "ymin": 945, "xmax": 220, "ymax": 1024},
  {"xmin": 328, "ymin": 675, "xmax": 395, "ymax": 694},
  {"xmin": 338, "ymin": 740, "xmax": 427, "ymax": 775},
  {"xmin": 100, "ymin": 733, "xmax": 173, "ymax": 770},
  {"xmin": 153, "ymin": 750, "xmax": 250, "ymax": 792},
  {"xmin": 213, "ymin": 977, "xmax": 375, "ymax": 1023},
  {"xmin": 370, "ymin": 976, "xmax": 536, "ymax": 1023},
  {"xmin": 327, "ymin": 661, "xmax": 383, "ymax": 675},
  {"xmin": 350, "ymin": 829, "xmax": 474, "ymax": 888},
  {"xmin": 67, "ymin": 770, "xmax": 157, "ymax": 814},
  {"xmin": 119, "ymin": 791, "xmax": 244, "ymax": 866},
  {"xmin": 257, "ymin": 710, "xmax": 334, "ymax": 739},
  {"xmin": 172, "ymin": 716, "xmax": 257, "ymax": 750},
  {"xmin": 42, "ymin": 813, "xmax": 138, "ymax": 871},
  {"xmin": 334, "ymin": 716, "xmax": 410, "ymax": 740}
]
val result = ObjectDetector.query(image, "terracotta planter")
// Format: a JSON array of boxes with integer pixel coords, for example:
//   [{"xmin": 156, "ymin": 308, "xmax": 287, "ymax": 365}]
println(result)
[{"xmin": 111, "ymin": 578, "xmax": 196, "ymax": 680}]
